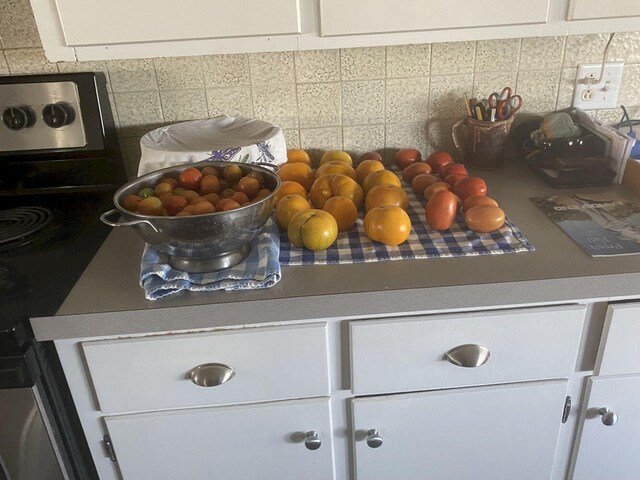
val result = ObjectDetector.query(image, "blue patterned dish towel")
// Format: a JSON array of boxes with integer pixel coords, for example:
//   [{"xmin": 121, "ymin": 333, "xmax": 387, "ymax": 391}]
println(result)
[{"xmin": 140, "ymin": 218, "xmax": 281, "ymax": 300}]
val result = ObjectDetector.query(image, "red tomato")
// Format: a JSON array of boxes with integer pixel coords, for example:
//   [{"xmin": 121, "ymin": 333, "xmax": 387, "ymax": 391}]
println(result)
[
  {"xmin": 425, "ymin": 190, "xmax": 457, "ymax": 231},
  {"xmin": 394, "ymin": 148, "xmax": 422, "ymax": 169},
  {"xmin": 444, "ymin": 173, "xmax": 467, "ymax": 188},
  {"xmin": 426, "ymin": 151, "xmax": 454, "ymax": 175},
  {"xmin": 401, "ymin": 162, "xmax": 433, "ymax": 183},
  {"xmin": 440, "ymin": 163, "xmax": 468, "ymax": 178},
  {"xmin": 411, "ymin": 173, "xmax": 440, "ymax": 195},
  {"xmin": 179, "ymin": 167, "xmax": 203, "ymax": 190},
  {"xmin": 453, "ymin": 176, "xmax": 487, "ymax": 201},
  {"xmin": 359, "ymin": 151, "xmax": 383, "ymax": 162}
]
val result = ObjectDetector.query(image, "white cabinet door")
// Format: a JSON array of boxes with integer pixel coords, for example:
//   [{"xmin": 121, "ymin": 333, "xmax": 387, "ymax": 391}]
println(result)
[
  {"xmin": 352, "ymin": 380, "xmax": 569, "ymax": 480},
  {"xmin": 103, "ymin": 398, "xmax": 335, "ymax": 480},
  {"xmin": 568, "ymin": 0, "xmax": 640, "ymax": 19},
  {"xmin": 54, "ymin": 0, "xmax": 301, "ymax": 46},
  {"xmin": 572, "ymin": 375, "xmax": 640, "ymax": 480},
  {"xmin": 319, "ymin": 0, "xmax": 550, "ymax": 37}
]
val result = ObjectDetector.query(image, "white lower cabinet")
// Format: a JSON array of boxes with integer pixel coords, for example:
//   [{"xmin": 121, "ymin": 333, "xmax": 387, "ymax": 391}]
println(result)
[
  {"xmin": 571, "ymin": 375, "xmax": 640, "ymax": 479},
  {"xmin": 352, "ymin": 380, "xmax": 570, "ymax": 480},
  {"xmin": 102, "ymin": 397, "xmax": 335, "ymax": 480}
]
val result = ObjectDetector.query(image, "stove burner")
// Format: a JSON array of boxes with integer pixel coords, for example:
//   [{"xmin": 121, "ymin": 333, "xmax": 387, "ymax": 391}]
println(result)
[{"xmin": 0, "ymin": 206, "xmax": 53, "ymax": 245}]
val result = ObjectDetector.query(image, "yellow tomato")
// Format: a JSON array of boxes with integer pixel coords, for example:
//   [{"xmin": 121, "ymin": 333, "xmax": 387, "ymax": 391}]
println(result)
[{"xmin": 288, "ymin": 209, "xmax": 338, "ymax": 251}]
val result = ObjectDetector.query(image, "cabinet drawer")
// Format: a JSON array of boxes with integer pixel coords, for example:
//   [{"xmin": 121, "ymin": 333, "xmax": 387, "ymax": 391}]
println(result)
[
  {"xmin": 82, "ymin": 323, "xmax": 329, "ymax": 414},
  {"xmin": 595, "ymin": 303, "xmax": 640, "ymax": 375},
  {"xmin": 350, "ymin": 305, "xmax": 585, "ymax": 395}
]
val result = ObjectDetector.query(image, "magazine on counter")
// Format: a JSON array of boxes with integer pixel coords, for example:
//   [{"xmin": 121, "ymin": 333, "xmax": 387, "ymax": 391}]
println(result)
[{"xmin": 531, "ymin": 192, "xmax": 640, "ymax": 257}]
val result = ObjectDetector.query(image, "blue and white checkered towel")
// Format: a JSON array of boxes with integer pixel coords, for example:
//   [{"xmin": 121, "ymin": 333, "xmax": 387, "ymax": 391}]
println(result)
[{"xmin": 140, "ymin": 218, "xmax": 281, "ymax": 300}]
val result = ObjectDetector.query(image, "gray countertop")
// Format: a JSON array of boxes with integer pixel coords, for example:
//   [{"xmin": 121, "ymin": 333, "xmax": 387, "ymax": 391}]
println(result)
[{"xmin": 32, "ymin": 158, "xmax": 640, "ymax": 341}]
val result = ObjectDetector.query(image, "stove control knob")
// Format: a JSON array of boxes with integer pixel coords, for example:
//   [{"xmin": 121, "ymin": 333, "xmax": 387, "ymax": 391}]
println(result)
[
  {"xmin": 42, "ymin": 102, "xmax": 75, "ymax": 128},
  {"xmin": 2, "ymin": 106, "xmax": 35, "ymax": 131}
]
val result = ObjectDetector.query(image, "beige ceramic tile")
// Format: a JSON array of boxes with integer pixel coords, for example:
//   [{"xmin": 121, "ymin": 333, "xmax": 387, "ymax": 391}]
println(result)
[
  {"xmin": 252, "ymin": 84, "xmax": 298, "ymax": 128},
  {"xmin": 427, "ymin": 117, "xmax": 460, "ymax": 160},
  {"xmin": 386, "ymin": 77, "xmax": 429, "ymax": 123},
  {"xmin": 108, "ymin": 59, "xmax": 157, "ymax": 92},
  {"xmin": 202, "ymin": 54, "xmax": 250, "ymax": 88},
  {"xmin": 385, "ymin": 122, "xmax": 427, "ymax": 157},
  {"xmin": 556, "ymin": 68, "xmax": 578, "ymax": 110},
  {"xmin": 0, "ymin": 51, "xmax": 9, "ymax": 75},
  {"xmin": 297, "ymin": 82, "xmax": 341, "ymax": 128},
  {"xmin": 154, "ymin": 56, "xmax": 204, "ymax": 90},
  {"xmin": 160, "ymin": 89, "xmax": 208, "ymax": 123},
  {"xmin": 119, "ymin": 137, "xmax": 143, "ymax": 178},
  {"xmin": 342, "ymin": 125, "xmax": 385, "ymax": 158},
  {"xmin": 431, "ymin": 41, "xmax": 475, "ymax": 75},
  {"xmin": 618, "ymin": 64, "xmax": 640, "ymax": 107},
  {"xmin": 107, "ymin": 93, "xmax": 120, "ymax": 129},
  {"xmin": 516, "ymin": 70, "xmax": 560, "ymax": 114},
  {"xmin": 340, "ymin": 47, "xmax": 386, "ymax": 81},
  {"xmin": 475, "ymin": 38, "xmax": 520, "ymax": 73},
  {"xmin": 58, "ymin": 61, "xmax": 111, "ymax": 91},
  {"xmin": 342, "ymin": 80, "xmax": 385, "ymax": 126},
  {"xmin": 294, "ymin": 49, "xmax": 340, "ymax": 83},
  {"xmin": 249, "ymin": 51, "xmax": 295, "ymax": 85},
  {"xmin": 429, "ymin": 74, "xmax": 473, "ymax": 120},
  {"xmin": 0, "ymin": 0, "xmax": 41, "ymax": 48},
  {"xmin": 4, "ymin": 48, "xmax": 57, "ymax": 74},
  {"xmin": 113, "ymin": 91, "xmax": 163, "ymax": 137},
  {"xmin": 206, "ymin": 86, "xmax": 254, "ymax": 119},
  {"xmin": 386, "ymin": 44, "xmax": 431, "ymax": 78},
  {"xmin": 299, "ymin": 127, "xmax": 343, "ymax": 163},
  {"xmin": 609, "ymin": 32, "xmax": 640, "ymax": 64},
  {"xmin": 473, "ymin": 72, "xmax": 518, "ymax": 103},
  {"xmin": 519, "ymin": 36, "xmax": 566, "ymax": 70},
  {"xmin": 596, "ymin": 108, "xmax": 628, "ymax": 125},
  {"xmin": 283, "ymin": 128, "xmax": 300, "ymax": 149},
  {"xmin": 563, "ymin": 33, "xmax": 611, "ymax": 68}
]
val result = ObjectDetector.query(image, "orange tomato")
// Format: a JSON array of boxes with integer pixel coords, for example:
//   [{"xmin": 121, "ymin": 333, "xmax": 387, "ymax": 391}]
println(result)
[
  {"xmin": 411, "ymin": 173, "xmax": 440, "ymax": 195},
  {"xmin": 358, "ymin": 151, "xmax": 383, "ymax": 162},
  {"xmin": 236, "ymin": 176, "xmax": 260, "ymax": 198},
  {"xmin": 320, "ymin": 150, "xmax": 353, "ymax": 167},
  {"xmin": 315, "ymin": 160, "xmax": 357, "ymax": 180},
  {"xmin": 365, "ymin": 185, "xmax": 409, "ymax": 212},
  {"xmin": 463, "ymin": 195, "xmax": 499, "ymax": 212},
  {"xmin": 273, "ymin": 181, "xmax": 308, "ymax": 206},
  {"xmin": 278, "ymin": 162, "xmax": 315, "ymax": 191},
  {"xmin": 323, "ymin": 196, "xmax": 358, "ymax": 231},
  {"xmin": 425, "ymin": 190, "xmax": 457, "ymax": 231},
  {"xmin": 191, "ymin": 201, "xmax": 216, "ymax": 215},
  {"xmin": 401, "ymin": 162, "xmax": 433, "ymax": 183},
  {"xmin": 453, "ymin": 176, "xmax": 487, "ymax": 201},
  {"xmin": 362, "ymin": 169, "xmax": 402, "ymax": 195},
  {"xmin": 122, "ymin": 194, "xmax": 141, "ymax": 212},
  {"xmin": 364, "ymin": 206, "xmax": 412, "ymax": 246},
  {"xmin": 464, "ymin": 205, "xmax": 505, "ymax": 233},
  {"xmin": 179, "ymin": 167, "xmax": 203, "ymax": 190},
  {"xmin": 287, "ymin": 149, "xmax": 312, "ymax": 165},
  {"xmin": 355, "ymin": 159, "xmax": 386, "ymax": 185},
  {"xmin": 309, "ymin": 174, "xmax": 364, "ymax": 210},
  {"xmin": 216, "ymin": 198, "xmax": 241, "ymax": 211},
  {"xmin": 199, "ymin": 175, "xmax": 220, "ymax": 195},
  {"xmin": 201, "ymin": 166, "xmax": 220, "ymax": 177},
  {"xmin": 394, "ymin": 148, "xmax": 422, "ymax": 169},
  {"xmin": 275, "ymin": 194, "xmax": 312, "ymax": 230},
  {"xmin": 426, "ymin": 151, "xmax": 454, "ymax": 175},
  {"xmin": 288, "ymin": 209, "xmax": 338, "ymax": 250},
  {"xmin": 137, "ymin": 196, "xmax": 163, "ymax": 216},
  {"xmin": 423, "ymin": 182, "xmax": 452, "ymax": 202}
]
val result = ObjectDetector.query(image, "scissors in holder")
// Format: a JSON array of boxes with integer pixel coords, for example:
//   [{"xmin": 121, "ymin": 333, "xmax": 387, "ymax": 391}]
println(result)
[{"xmin": 488, "ymin": 88, "xmax": 523, "ymax": 120}]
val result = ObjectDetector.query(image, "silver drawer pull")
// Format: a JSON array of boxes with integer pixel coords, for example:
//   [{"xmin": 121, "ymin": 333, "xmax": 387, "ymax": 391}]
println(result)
[
  {"xmin": 599, "ymin": 407, "xmax": 618, "ymax": 426},
  {"xmin": 304, "ymin": 431, "xmax": 322, "ymax": 450},
  {"xmin": 366, "ymin": 429, "xmax": 383, "ymax": 448},
  {"xmin": 444, "ymin": 344, "xmax": 490, "ymax": 368},
  {"xmin": 186, "ymin": 363, "xmax": 235, "ymax": 387}
]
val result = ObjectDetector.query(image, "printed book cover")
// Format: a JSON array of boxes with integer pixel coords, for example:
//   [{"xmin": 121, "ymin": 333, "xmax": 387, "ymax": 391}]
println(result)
[{"xmin": 531, "ymin": 192, "xmax": 640, "ymax": 257}]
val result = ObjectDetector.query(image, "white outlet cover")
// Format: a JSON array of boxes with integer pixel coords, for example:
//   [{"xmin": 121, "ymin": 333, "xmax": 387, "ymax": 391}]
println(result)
[{"xmin": 572, "ymin": 62, "xmax": 624, "ymax": 109}]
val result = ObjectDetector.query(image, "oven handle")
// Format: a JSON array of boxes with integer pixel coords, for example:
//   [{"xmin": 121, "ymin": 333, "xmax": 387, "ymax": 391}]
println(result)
[{"xmin": 100, "ymin": 209, "xmax": 160, "ymax": 233}]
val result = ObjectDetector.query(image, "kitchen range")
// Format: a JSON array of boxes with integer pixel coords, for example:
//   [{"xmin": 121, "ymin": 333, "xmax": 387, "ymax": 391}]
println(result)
[{"xmin": 0, "ymin": 72, "xmax": 125, "ymax": 480}]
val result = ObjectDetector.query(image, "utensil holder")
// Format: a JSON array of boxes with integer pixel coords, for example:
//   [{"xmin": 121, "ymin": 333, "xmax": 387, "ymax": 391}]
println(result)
[{"xmin": 452, "ymin": 116, "xmax": 514, "ymax": 170}]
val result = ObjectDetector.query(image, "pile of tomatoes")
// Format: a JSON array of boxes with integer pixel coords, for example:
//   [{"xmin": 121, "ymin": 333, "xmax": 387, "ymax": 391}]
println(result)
[
  {"xmin": 120, "ymin": 164, "xmax": 273, "ymax": 217},
  {"xmin": 395, "ymin": 148, "xmax": 505, "ymax": 233}
]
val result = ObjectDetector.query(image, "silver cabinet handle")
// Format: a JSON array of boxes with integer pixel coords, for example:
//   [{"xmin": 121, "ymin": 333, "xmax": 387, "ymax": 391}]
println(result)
[
  {"xmin": 366, "ymin": 429, "xmax": 383, "ymax": 448},
  {"xmin": 304, "ymin": 431, "xmax": 321, "ymax": 450},
  {"xmin": 444, "ymin": 344, "xmax": 490, "ymax": 367},
  {"xmin": 599, "ymin": 407, "xmax": 618, "ymax": 426},
  {"xmin": 186, "ymin": 363, "xmax": 235, "ymax": 387}
]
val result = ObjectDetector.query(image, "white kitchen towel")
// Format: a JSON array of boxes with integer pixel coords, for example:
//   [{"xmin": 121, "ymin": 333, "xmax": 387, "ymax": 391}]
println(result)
[
  {"xmin": 140, "ymin": 219, "xmax": 281, "ymax": 300},
  {"xmin": 137, "ymin": 116, "xmax": 287, "ymax": 176}
]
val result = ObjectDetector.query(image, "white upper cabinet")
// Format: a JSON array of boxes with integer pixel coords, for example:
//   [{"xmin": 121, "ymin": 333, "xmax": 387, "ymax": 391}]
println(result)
[{"xmin": 29, "ymin": 0, "xmax": 640, "ymax": 68}]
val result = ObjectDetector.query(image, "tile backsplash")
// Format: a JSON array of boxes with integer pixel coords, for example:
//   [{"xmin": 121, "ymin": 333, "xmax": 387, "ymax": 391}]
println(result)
[{"xmin": 1, "ymin": 0, "xmax": 640, "ymax": 176}]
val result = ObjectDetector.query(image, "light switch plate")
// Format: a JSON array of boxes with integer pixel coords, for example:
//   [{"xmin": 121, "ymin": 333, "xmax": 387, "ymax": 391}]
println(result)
[{"xmin": 572, "ymin": 62, "xmax": 624, "ymax": 109}]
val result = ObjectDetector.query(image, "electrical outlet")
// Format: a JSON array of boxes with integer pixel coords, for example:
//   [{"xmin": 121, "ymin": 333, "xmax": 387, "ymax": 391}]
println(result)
[{"xmin": 572, "ymin": 62, "xmax": 624, "ymax": 109}]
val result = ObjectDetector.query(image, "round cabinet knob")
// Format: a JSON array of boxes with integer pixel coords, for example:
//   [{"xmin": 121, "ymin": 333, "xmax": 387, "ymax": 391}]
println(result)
[
  {"xmin": 304, "ymin": 431, "xmax": 321, "ymax": 451},
  {"xmin": 366, "ymin": 429, "xmax": 383, "ymax": 448},
  {"xmin": 42, "ymin": 102, "xmax": 75, "ymax": 128},
  {"xmin": 599, "ymin": 407, "xmax": 618, "ymax": 426},
  {"xmin": 2, "ymin": 106, "xmax": 34, "ymax": 131}
]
